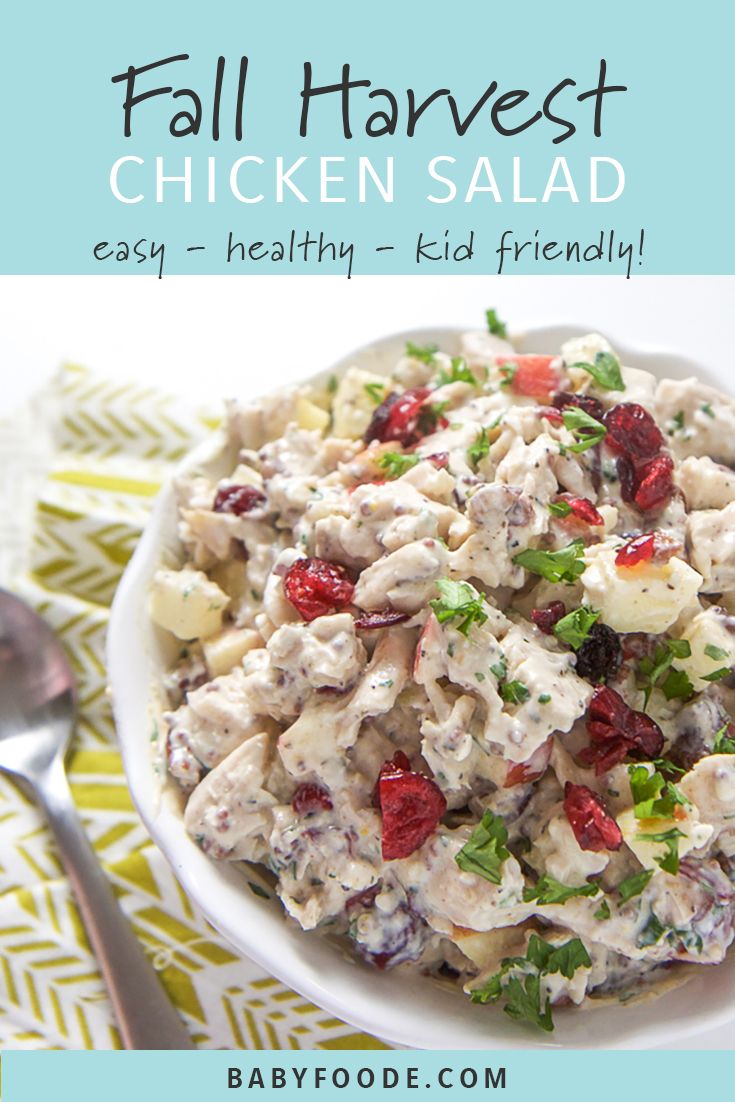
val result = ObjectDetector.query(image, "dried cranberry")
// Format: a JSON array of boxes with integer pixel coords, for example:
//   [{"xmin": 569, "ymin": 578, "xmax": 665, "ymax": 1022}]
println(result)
[
  {"xmin": 539, "ymin": 406, "xmax": 564, "ymax": 426},
  {"xmin": 552, "ymin": 391, "xmax": 604, "ymax": 421},
  {"xmin": 213, "ymin": 484, "xmax": 266, "ymax": 515},
  {"xmin": 504, "ymin": 738, "xmax": 553, "ymax": 787},
  {"xmin": 630, "ymin": 712, "xmax": 666, "ymax": 758},
  {"xmin": 360, "ymin": 903, "xmax": 424, "ymax": 970},
  {"xmin": 498, "ymin": 355, "xmax": 560, "ymax": 399},
  {"xmin": 575, "ymin": 624, "xmax": 622, "ymax": 685},
  {"xmin": 354, "ymin": 607, "xmax": 410, "ymax": 630},
  {"xmin": 363, "ymin": 391, "xmax": 401, "ymax": 443},
  {"xmin": 283, "ymin": 557, "xmax": 355, "ymax": 622},
  {"xmin": 621, "ymin": 633, "xmax": 651, "ymax": 663},
  {"xmin": 617, "ymin": 452, "xmax": 674, "ymax": 515},
  {"xmin": 389, "ymin": 751, "xmax": 412, "ymax": 771},
  {"xmin": 580, "ymin": 736, "xmax": 630, "ymax": 774},
  {"xmin": 616, "ymin": 533, "xmax": 656, "ymax": 567},
  {"xmin": 589, "ymin": 688, "xmax": 664, "ymax": 760},
  {"xmin": 579, "ymin": 686, "xmax": 664, "ymax": 774},
  {"xmin": 616, "ymin": 454, "xmax": 637, "ymax": 504},
  {"xmin": 531, "ymin": 601, "xmax": 567, "ymax": 635},
  {"xmin": 555, "ymin": 495, "xmax": 604, "ymax": 526},
  {"xmin": 292, "ymin": 783, "xmax": 333, "ymax": 815},
  {"xmin": 587, "ymin": 685, "xmax": 629, "ymax": 729},
  {"xmin": 603, "ymin": 403, "xmax": 664, "ymax": 459},
  {"xmin": 564, "ymin": 782, "xmax": 623, "ymax": 851},
  {"xmin": 345, "ymin": 884, "xmax": 381, "ymax": 912},
  {"xmin": 377, "ymin": 754, "xmax": 446, "ymax": 860},
  {"xmin": 427, "ymin": 451, "xmax": 450, "ymax": 469},
  {"xmin": 364, "ymin": 387, "xmax": 433, "ymax": 447},
  {"xmin": 633, "ymin": 454, "xmax": 674, "ymax": 512},
  {"xmin": 373, "ymin": 751, "xmax": 412, "ymax": 808}
]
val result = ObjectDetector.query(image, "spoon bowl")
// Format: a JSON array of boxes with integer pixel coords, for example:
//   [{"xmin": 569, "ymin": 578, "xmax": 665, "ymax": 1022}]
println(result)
[
  {"xmin": 0, "ymin": 592, "xmax": 76, "ymax": 781},
  {"xmin": 0, "ymin": 588, "xmax": 193, "ymax": 1049}
]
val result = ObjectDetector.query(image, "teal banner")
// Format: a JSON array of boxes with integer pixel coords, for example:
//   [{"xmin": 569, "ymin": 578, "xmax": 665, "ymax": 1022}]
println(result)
[
  {"xmin": 1, "ymin": 1049, "xmax": 732, "ymax": 1100},
  {"xmin": 1, "ymin": 0, "xmax": 733, "ymax": 275}
]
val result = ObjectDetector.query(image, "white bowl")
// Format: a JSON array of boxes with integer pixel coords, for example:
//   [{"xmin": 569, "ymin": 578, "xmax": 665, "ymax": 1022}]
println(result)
[{"xmin": 108, "ymin": 324, "xmax": 735, "ymax": 1049}]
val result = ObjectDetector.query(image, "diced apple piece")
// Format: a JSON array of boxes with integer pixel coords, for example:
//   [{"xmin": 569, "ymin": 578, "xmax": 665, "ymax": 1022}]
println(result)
[
  {"xmin": 203, "ymin": 627, "xmax": 261, "ymax": 677},
  {"xmin": 151, "ymin": 568, "xmax": 229, "ymax": 641},
  {"xmin": 331, "ymin": 367, "xmax": 393, "ymax": 438},
  {"xmin": 296, "ymin": 395, "xmax": 330, "ymax": 433}
]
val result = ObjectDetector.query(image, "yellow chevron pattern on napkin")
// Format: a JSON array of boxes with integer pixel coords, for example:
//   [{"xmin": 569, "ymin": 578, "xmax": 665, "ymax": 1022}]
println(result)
[{"xmin": 0, "ymin": 364, "xmax": 386, "ymax": 1051}]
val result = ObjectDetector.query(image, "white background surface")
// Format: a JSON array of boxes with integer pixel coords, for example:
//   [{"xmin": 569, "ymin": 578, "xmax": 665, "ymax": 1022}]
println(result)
[
  {"xmin": 1, "ymin": 274, "xmax": 733, "ymax": 1048},
  {"xmin": 0, "ymin": 276, "xmax": 733, "ymax": 412}
]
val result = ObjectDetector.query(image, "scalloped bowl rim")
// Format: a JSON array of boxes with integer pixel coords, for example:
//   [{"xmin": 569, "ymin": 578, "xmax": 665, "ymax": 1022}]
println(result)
[{"xmin": 108, "ymin": 323, "xmax": 735, "ymax": 1050}]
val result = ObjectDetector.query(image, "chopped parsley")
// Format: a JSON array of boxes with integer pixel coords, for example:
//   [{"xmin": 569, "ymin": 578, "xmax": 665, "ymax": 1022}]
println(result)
[
  {"xmin": 423, "ymin": 399, "xmax": 450, "ymax": 429},
  {"xmin": 617, "ymin": 868, "xmax": 654, "ymax": 903},
  {"xmin": 469, "ymin": 934, "xmax": 591, "ymax": 1032},
  {"xmin": 405, "ymin": 340, "xmax": 438, "ymax": 364},
  {"xmin": 712, "ymin": 722, "xmax": 735, "ymax": 754},
  {"xmin": 638, "ymin": 912, "xmax": 703, "ymax": 953},
  {"xmin": 499, "ymin": 362, "xmax": 517, "ymax": 388},
  {"xmin": 326, "ymin": 373, "xmax": 338, "ymax": 394},
  {"xmin": 628, "ymin": 764, "xmax": 689, "ymax": 820},
  {"xmin": 594, "ymin": 899, "xmax": 611, "ymax": 921},
  {"xmin": 364, "ymin": 381, "xmax": 387, "ymax": 404},
  {"xmin": 490, "ymin": 654, "xmax": 507, "ymax": 681},
  {"xmin": 513, "ymin": 539, "xmax": 586, "ymax": 584},
  {"xmin": 538, "ymin": 693, "xmax": 552, "ymax": 705},
  {"xmin": 455, "ymin": 810, "xmax": 509, "ymax": 885},
  {"xmin": 523, "ymin": 875, "xmax": 600, "ymax": 905},
  {"xmin": 660, "ymin": 668, "xmax": 696, "ymax": 699},
  {"xmin": 637, "ymin": 913, "xmax": 667, "ymax": 948},
  {"xmin": 378, "ymin": 451, "xmax": 421, "ymax": 479},
  {"xmin": 553, "ymin": 605, "xmax": 601, "ymax": 650},
  {"xmin": 476, "ymin": 971, "xmax": 553, "ymax": 1032},
  {"xmin": 701, "ymin": 666, "xmax": 731, "ymax": 683},
  {"xmin": 548, "ymin": 500, "xmax": 573, "ymax": 517},
  {"xmin": 700, "ymin": 401, "xmax": 715, "ymax": 418},
  {"xmin": 436, "ymin": 356, "xmax": 477, "ymax": 387},
  {"xmin": 489, "ymin": 653, "xmax": 529, "ymax": 704},
  {"xmin": 430, "ymin": 579, "xmax": 488, "ymax": 636},
  {"xmin": 635, "ymin": 827, "xmax": 685, "ymax": 876},
  {"xmin": 669, "ymin": 410, "xmax": 685, "ymax": 433},
  {"xmin": 638, "ymin": 639, "xmax": 693, "ymax": 706},
  {"xmin": 486, "ymin": 308, "xmax": 508, "ymax": 338},
  {"xmin": 474, "ymin": 671, "xmax": 486, "ymax": 682},
  {"xmin": 651, "ymin": 756, "xmax": 686, "ymax": 776},
  {"xmin": 500, "ymin": 680, "xmax": 531, "ymax": 705},
  {"xmin": 570, "ymin": 350, "xmax": 624, "ymax": 392},
  {"xmin": 668, "ymin": 638, "xmax": 695, "ymax": 659},
  {"xmin": 705, "ymin": 643, "xmax": 729, "ymax": 661},
  {"xmin": 467, "ymin": 426, "xmax": 491, "ymax": 469},
  {"xmin": 248, "ymin": 881, "xmax": 271, "ymax": 900},
  {"xmin": 562, "ymin": 406, "xmax": 607, "ymax": 453}
]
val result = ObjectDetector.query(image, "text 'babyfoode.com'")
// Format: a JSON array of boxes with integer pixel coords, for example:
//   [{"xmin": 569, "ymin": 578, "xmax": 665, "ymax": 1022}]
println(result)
[{"xmin": 228, "ymin": 1064, "xmax": 507, "ymax": 1091}]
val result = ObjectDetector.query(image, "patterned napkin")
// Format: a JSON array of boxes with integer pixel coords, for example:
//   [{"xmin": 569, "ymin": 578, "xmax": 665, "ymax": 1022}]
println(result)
[{"xmin": 0, "ymin": 365, "xmax": 385, "ymax": 1050}]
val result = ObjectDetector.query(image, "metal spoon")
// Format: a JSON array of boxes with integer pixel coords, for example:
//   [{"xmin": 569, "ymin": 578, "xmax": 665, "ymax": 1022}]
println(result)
[{"xmin": 0, "ymin": 589, "xmax": 194, "ymax": 1049}]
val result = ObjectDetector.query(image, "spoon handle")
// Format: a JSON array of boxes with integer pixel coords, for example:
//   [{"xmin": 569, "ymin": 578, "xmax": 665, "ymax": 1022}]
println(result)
[{"xmin": 37, "ymin": 756, "xmax": 195, "ymax": 1049}]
